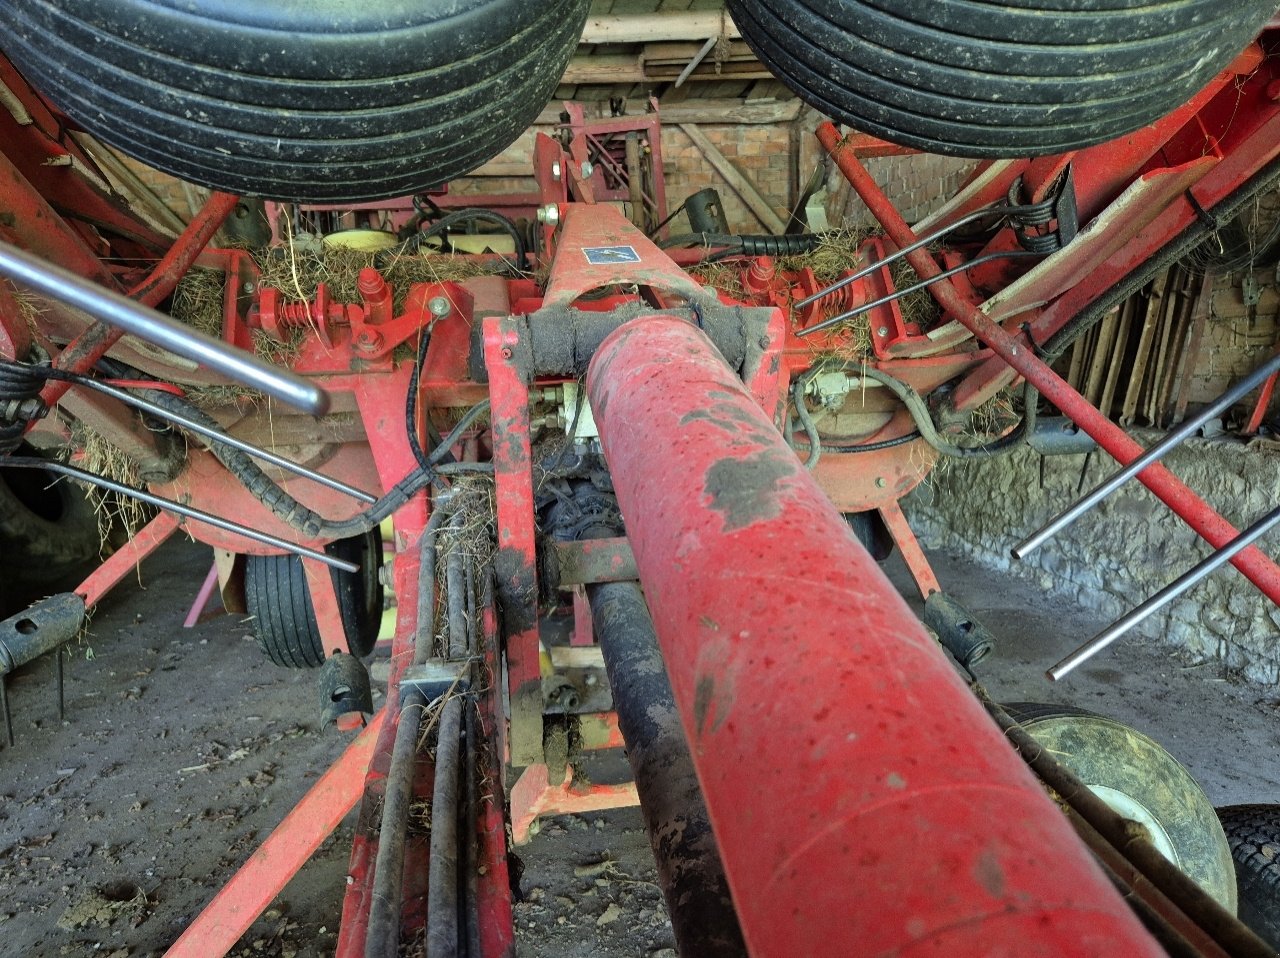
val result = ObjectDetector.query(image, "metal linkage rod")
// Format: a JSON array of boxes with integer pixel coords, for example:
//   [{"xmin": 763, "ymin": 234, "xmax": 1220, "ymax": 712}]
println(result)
[
  {"xmin": 71, "ymin": 375, "xmax": 375, "ymax": 503},
  {"xmin": 795, "ymin": 206, "xmax": 1019, "ymax": 309},
  {"xmin": 1050, "ymin": 503, "xmax": 1280, "ymax": 680},
  {"xmin": 1015, "ymin": 348, "xmax": 1280, "ymax": 558},
  {"xmin": 588, "ymin": 579, "xmax": 748, "ymax": 957},
  {"xmin": 0, "ymin": 457, "xmax": 356, "ymax": 572},
  {"xmin": 0, "ymin": 239, "xmax": 329, "ymax": 416},
  {"xmin": 797, "ymin": 250, "xmax": 1041, "ymax": 338}
]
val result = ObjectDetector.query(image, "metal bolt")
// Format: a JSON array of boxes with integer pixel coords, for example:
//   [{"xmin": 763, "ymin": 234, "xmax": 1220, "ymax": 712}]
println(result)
[
  {"xmin": 877, "ymin": 327, "xmax": 888, "ymax": 337},
  {"xmin": 875, "ymin": 477, "xmax": 887, "ymax": 488},
  {"xmin": 536, "ymin": 204, "xmax": 560, "ymax": 226},
  {"xmin": 242, "ymin": 281, "xmax": 255, "ymax": 294},
  {"xmin": 355, "ymin": 330, "xmax": 382, "ymax": 352},
  {"xmin": 551, "ymin": 161, "xmax": 562, "ymax": 181},
  {"xmin": 501, "ymin": 347, "xmax": 513, "ymax": 360},
  {"xmin": 581, "ymin": 161, "xmax": 594, "ymax": 179},
  {"xmin": 428, "ymin": 296, "xmax": 451, "ymax": 318},
  {"xmin": 758, "ymin": 336, "xmax": 771, "ymax": 349}
]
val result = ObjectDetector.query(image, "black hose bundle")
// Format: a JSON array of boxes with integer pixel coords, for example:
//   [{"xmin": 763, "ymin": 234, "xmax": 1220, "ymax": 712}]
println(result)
[
  {"xmin": 788, "ymin": 362, "xmax": 1025, "ymax": 469},
  {"xmin": 660, "ymin": 232, "xmax": 821, "ymax": 259},
  {"xmin": 0, "ymin": 357, "xmax": 45, "ymax": 454},
  {"xmin": 4, "ymin": 356, "xmax": 491, "ymax": 539},
  {"xmin": 386, "ymin": 208, "xmax": 528, "ymax": 272}
]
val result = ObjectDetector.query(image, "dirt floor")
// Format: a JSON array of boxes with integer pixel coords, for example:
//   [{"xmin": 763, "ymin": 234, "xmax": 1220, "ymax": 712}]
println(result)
[{"xmin": 2, "ymin": 537, "xmax": 1278, "ymax": 957}]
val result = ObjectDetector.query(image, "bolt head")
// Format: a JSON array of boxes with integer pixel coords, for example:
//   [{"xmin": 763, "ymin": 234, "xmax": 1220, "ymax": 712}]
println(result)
[
  {"xmin": 428, "ymin": 296, "xmax": 451, "ymax": 318},
  {"xmin": 536, "ymin": 204, "xmax": 560, "ymax": 226},
  {"xmin": 581, "ymin": 161, "xmax": 594, "ymax": 179},
  {"xmin": 875, "ymin": 477, "xmax": 887, "ymax": 488},
  {"xmin": 551, "ymin": 161, "xmax": 562, "ymax": 180},
  {"xmin": 501, "ymin": 346, "xmax": 513, "ymax": 360},
  {"xmin": 877, "ymin": 326, "xmax": 888, "ymax": 337}
]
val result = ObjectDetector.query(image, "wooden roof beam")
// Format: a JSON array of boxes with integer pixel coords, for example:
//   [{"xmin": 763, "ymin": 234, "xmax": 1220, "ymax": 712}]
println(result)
[{"xmin": 581, "ymin": 11, "xmax": 742, "ymax": 44}]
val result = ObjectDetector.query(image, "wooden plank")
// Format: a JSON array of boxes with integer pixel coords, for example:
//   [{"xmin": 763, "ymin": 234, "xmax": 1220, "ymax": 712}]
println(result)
[
  {"xmin": 581, "ymin": 11, "xmax": 741, "ymax": 44},
  {"xmin": 1120, "ymin": 277, "xmax": 1165, "ymax": 425},
  {"xmin": 1155, "ymin": 268, "xmax": 1195, "ymax": 427},
  {"xmin": 678, "ymin": 122, "xmax": 786, "ymax": 233},
  {"xmin": 1098, "ymin": 299, "xmax": 1134, "ymax": 419},
  {"xmin": 1172, "ymin": 271, "xmax": 1216, "ymax": 424},
  {"xmin": 534, "ymin": 97, "xmax": 800, "ymax": 126},
  {"xmin": 1145, "ymin": 270, "xmax": 1180, "ymax": 426}
]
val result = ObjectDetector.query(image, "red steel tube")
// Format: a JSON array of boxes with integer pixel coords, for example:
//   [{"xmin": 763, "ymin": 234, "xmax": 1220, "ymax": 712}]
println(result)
[
  {"xmin": 38, "ymin": 191, "xmax": 240, "ymax": 410},
  {"xmin": 817, "ymin": 122, "xmax": 1280, "ymax": 607},
  {"xmin": 586, "ymin": 315, "xmax": 1162, "ymax": 958}
]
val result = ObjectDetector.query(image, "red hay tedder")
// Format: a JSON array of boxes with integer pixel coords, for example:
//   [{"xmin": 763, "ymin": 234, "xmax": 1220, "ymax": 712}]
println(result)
[{"xmin": 1, "ymin": 2, "xmax": 1280, "ymax": 955}]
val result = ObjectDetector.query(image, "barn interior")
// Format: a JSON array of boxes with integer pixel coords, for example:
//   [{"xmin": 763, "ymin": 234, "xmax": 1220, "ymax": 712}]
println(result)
[{"xmin": 1, "ymin": 2, "xmax": 1279, "ymax": 956}]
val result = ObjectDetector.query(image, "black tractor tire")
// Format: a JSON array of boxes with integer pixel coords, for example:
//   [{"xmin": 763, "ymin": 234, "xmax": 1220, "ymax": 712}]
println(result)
[
  {"xmin": 0, "ymin": 0, "xmax": 590, "ymax": 202},
  {"xmin": 244, "ymin": 527, "xmax": 383, "ymax": 668},
  {"xmin": 1216, "ymin": 804, "xmax": 1280, "ymax": 948},
  {"xmin": 0, "ymin": 449, "xmax": 102, "ymax": 602},
  {"xmin": 1005, "ymin": 702, "xmax": 1237, "ymax": 912},
  {"xmin": 726, "ymin": 0, "xmax": 1277, "ymax": 158}
]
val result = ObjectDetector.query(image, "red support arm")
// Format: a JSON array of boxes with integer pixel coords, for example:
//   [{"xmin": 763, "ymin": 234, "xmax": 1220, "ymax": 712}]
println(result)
[{"xmin": 817, "ymin": 121, "xmax": 1280, "ymax": 608}]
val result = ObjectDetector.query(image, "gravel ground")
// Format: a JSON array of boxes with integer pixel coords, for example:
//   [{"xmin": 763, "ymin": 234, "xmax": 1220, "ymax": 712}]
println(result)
[{"xmin": 2, "ymin": 538, "xmax": 1277, "ymax": 956}]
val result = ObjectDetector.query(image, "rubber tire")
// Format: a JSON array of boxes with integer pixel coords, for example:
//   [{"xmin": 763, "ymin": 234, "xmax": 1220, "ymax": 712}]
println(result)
[
  {"xmin": 244, "ymin": 527, "xmax": 383, "ymax": 669},
  {"xmin": 726, "ymin": 0, "xmax": 1277, "ymax": 158},
  {"xmin": 0, "ymin": 449, "xmax": 102, "ymax": 591},
  {"xmin": 1216, "ymin": 804, "xmax": 1280, "ymax": 948},
  {"xmin": 1005, "ymin": 702, "xmax": 1237, "ymax": 912},
  {"xmin": 844, "ymin": 510, "xmax": 894, "ymax": 561},
  {"xmin": 0, "ymin": 0, "xmax": 590, "ymax": 202}
]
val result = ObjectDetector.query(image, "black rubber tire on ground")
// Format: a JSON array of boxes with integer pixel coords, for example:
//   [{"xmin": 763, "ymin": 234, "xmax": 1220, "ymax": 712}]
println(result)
[
  {"xmin": 726, "ymin": 0, "xmax": 1278, "ymax": 158},
  {"xmin": 844, "ymin": 510, "xmax": 894, "ymax": 561},
  {"xmin": 0, "ymin": 0, "xmax": 590, "ymax": 202},
  {"xmin": 1216, "ymin": 804, "xmax": 1280, "ymax": 948},
  {"xmin": 0, "ymin": 447, "xmax": 102, "ymax": 598},
  {"xmin": 1005, "ymin": 702, "xmax": 1237, "ymax": 912},
  {"xmin": 244, "ymin": 527, "xmax": 383, "ymax": 668}
]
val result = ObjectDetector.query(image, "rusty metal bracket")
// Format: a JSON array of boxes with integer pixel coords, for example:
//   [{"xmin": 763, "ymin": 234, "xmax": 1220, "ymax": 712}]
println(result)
[{"xmin": 554, "ymin": 538, "xmax": 637, "ymax": 586}]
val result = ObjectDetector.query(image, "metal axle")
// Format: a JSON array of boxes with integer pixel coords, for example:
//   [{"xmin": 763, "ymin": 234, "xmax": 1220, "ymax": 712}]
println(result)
[
  {"xmin": 0, "ymin": 457, "xmax": 357, "ymax": 572},
  {"xmin": 1049, "ymin": 503, "xmax": 1280, "ymax": 680},
  {"xmin": 0, "ymin": 239, "xmax": 329, "ymax": 416},
  {"xmin": 1015, "ymin": 348, "xmax": 1280, "ymax": 559}
]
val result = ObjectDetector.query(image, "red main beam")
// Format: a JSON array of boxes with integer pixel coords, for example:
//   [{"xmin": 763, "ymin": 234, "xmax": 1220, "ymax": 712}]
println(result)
[{"xmin": 586, "ymin": 315, "xmax": 1162, "ymax": 958}]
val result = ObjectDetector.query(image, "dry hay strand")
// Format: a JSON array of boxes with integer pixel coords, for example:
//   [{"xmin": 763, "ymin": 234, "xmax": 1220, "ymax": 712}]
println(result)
[
  {"xmin": 258, "ymin": 243, "xmax": 507, "ymax": 314},
  {"xmin": 170, "ymin": 267, "xmax": 225, "ymax": 337},
  {"xmin": 688, "ymin": 260, "xmax": 745, "ymax": 300},
  {"xmin": 74, "ymin": 426, "xmax": 150, "ymax": 547},
  {"xmin": 8, "ymin": 286, "xmax": 48, "ymax": 340},
  {"xmin": 779, "ymin": 227, "xmax": 872, "ymax": 281},
  {"xmin": 181, "ymin": 382, "xmax": 267, "ymax": 410},
  {"xmin": 887, "ymin": 254, "xmax": 942, "ymax": 328},
  {"xmin": 964, "ymin": 385, "xmax": 1022, "ymax": 439}
]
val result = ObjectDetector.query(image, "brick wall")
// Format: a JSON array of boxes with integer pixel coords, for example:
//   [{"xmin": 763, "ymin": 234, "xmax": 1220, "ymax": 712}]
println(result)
[
  {"xmin": 828, "ymin": 153, "xmax": 980, "ymax": 228},
  {"xmin": 113, "ymin": 112, "xmax": 799, "ymax": 237}
]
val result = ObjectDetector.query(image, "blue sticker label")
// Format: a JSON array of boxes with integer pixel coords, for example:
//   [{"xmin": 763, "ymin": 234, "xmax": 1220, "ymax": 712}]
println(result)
[{"xmin": 583, "ymin": 245, "xmax": 641, "ymax": 265}]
